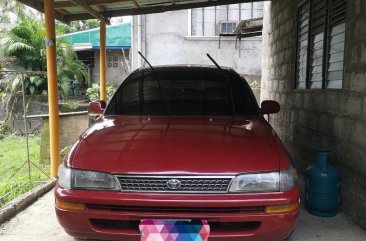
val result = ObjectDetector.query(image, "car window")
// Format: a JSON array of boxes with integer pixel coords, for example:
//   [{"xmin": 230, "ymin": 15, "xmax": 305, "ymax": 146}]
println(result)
[{"xmin": 105, "ymin": 69, "xmax": 259, "ymax": 116}]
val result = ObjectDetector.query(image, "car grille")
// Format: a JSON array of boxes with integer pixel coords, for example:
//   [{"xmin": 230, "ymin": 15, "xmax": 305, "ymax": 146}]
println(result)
[{"xmin": 116, "ymin": 176, "xmax": 234, "ymax": 193}]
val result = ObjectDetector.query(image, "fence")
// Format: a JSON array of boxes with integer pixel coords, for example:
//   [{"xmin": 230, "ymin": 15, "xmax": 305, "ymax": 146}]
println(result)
[{"xmin": 0, "ymin": 70, "xmax": 89, "ymax": 208}]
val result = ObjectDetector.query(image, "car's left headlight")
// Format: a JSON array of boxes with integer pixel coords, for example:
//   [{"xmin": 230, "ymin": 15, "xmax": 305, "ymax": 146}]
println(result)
[
  {"xmin": 58, "ymin": 164, "xmax": 120, "ymax": 191},
  {"xmin": 229, "ymin": 166, "xmax": 297, "ymax": 193}
]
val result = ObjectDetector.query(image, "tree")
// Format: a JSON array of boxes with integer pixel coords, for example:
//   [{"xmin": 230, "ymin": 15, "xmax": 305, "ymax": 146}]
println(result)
[
  {"xmin": 59, "ymin": 19, "xmax": 101, "ymax": 34},
  {"xmin": 0, "ymin": 0, "xmax": 38, "ymax": 30},
  {"xmin": 0, "ymin": 0, "xmax": 86, "ymax": 126},
  {"xmin": 0, "ymin": 18, "xmax": 87, "ymax": 99},
  {"xmin": 56, "ymin": 38, "xmax": 88, "ymax": 99}
]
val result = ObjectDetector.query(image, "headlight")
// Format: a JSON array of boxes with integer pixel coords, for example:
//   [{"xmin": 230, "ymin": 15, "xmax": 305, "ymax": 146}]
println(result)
[
  {"xmin": 229, "ymin": 166, "xmax": 297, "ymax": 193},
  {"xmin": 279, "ymin": 166, "xmax": 297, "ymax": 192},
  {"xmin": 57, "ymin": 164, "xmax": 120, "ymax": 191},
  {"xmin": 58, "ymin": 164, "xmax": 71, "ymax": 189}
]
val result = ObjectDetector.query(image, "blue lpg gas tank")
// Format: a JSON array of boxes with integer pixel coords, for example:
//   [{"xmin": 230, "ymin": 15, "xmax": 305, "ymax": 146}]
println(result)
[{"xmin": 305, "ymin": 150, "xmax": 341, "ymax": 217}]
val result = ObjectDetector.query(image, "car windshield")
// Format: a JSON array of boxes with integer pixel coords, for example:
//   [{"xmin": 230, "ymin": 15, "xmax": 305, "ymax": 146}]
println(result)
[{"xmin": 105, "ymin": 68, "xmax": 259, "ymax": 116}]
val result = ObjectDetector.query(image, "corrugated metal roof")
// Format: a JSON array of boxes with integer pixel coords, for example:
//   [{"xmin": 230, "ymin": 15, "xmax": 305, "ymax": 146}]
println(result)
[
  {"xmin": 63, "ymin": 23, "xmax": 131, "ymax": 49},
  {"xmin": 17, "ymin": 0, "xmax": 262, "ymax": 24}
]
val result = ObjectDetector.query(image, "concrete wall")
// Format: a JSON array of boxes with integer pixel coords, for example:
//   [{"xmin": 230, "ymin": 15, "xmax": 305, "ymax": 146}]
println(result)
[
  {"xmin": 131, "ymin": 10, "xmax": 262, "ymax": 84},
  {"xmin": 3, "ymin": 95, "xmax": 49, "ymax": 134},
  {"xmin": 40, "ymin": 113, "xmax": 89, "ymax": 164},
  {"xmin": 93, "ymin": 49, "xmax": 131, "ymax": 86},
  {"xmin": 2, "ymin": 95, "xmax": 87, "ymax": 134},
  {"xmin": 261, "ymin": 0, "xmax": 366, "ymax": 229}
]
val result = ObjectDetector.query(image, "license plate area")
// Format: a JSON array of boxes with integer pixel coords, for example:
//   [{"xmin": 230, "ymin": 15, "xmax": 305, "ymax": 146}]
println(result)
[{"xmin": 139, "ymin": 219, "xmax": 210, "ymax": 241}]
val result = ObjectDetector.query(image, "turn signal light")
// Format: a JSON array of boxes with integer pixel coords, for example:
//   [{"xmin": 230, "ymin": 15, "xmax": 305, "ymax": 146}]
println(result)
[
  {"xmin": 265, "ymin": 200, "xmax": 300, "ymax": 214},
  {"xmin": 55, "ymin": 198, "xmax": 85, "ymax": 211}
]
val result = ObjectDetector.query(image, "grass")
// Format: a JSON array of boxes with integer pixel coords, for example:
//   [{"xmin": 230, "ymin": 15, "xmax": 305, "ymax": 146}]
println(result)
[{"xmin": 0, "ymin": 134, "xmax": 50, "ymax": 207}]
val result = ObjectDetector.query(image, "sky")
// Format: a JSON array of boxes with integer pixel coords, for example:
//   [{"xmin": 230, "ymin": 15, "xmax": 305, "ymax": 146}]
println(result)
[{"xmin": 112, "ymin": 16, "xmax": 132, "ymax": 24}]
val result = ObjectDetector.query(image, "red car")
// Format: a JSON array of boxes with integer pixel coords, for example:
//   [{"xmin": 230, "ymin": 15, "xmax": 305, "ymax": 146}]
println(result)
[{"xmin": 55, "ymin": 65, "xmax": 300, "ymax": 241}]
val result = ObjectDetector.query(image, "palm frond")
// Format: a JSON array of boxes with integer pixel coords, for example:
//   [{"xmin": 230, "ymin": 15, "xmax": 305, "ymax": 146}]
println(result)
[{"xmin": 5, "ymin": 42, "xmax": 33, "ymax": 54}]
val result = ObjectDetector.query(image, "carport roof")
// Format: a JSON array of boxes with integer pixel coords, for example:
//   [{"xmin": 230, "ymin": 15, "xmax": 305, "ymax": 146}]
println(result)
[{"xmin": 18, "ymin": 0, "xmax": 264, "ymax": 24}]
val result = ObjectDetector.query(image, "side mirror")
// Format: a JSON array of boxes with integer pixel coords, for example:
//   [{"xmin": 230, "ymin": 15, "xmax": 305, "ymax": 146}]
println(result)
[
  {"xmin": 261, "ymin": 100, "xmax": 280, "ymax": 115},
  {"xmin": 89, "ymin": 100, "xmax": 106, "ymax": 114}
]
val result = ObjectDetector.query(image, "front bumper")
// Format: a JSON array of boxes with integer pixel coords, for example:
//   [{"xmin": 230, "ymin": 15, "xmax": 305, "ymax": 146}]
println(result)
[{"xmin": 55, "ymin": 184, "xmax": 300, "ymax": 241}]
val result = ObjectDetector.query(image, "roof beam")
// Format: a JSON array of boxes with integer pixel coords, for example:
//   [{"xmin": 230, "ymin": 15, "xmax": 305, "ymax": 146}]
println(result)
[
  {"xmin": 65, "ymin": 0, "xmax": 264, "ymax": 21},
  {"xmin": 95, "ymin": 4, "xmax": 107, "ymax": 12},
  {"xmin": 17, "ymin": 0, "xmax": 69, "ymax": 24},
  {"xmin": 54, "ymin": 1, "xmax": 76, "ymax": 9},
  {"xmin": 54, "ymin": 0, "xmax": 126, "ymax": 9},
  {"xmin": 69, "ymin": 0, "xmax": 111, "ymax": 24},
  {"xmin": 131, "ymin": 0, "xmax": 140, "ymax": 8},
  {"xmin": 58, "ymin": 9, "xmax": 71, "ymax": 15}
]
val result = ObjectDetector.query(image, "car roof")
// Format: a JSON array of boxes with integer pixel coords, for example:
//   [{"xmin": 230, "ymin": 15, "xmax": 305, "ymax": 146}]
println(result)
[{"xmin": 134, "ymin": 64, "xmax": 235, "ymax": 73}]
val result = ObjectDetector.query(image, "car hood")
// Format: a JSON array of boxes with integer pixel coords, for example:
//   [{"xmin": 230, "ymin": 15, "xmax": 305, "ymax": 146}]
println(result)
[{"xmin": 69, "ymin": 116, "xmax": 289, "ymax": 175}]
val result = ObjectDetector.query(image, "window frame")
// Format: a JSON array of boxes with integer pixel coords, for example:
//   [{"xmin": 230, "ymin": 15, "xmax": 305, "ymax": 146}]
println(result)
[
  {"xmin": 188, "ymin": 3, "xmax": 263, "ymax": 37},
  {"xmin": 294, "ymin": 0, "xmax": 347, "ymax": 91}
]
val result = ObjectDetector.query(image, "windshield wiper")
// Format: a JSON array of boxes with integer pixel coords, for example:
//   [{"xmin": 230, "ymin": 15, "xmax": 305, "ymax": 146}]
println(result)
[
  {"xmin": 138, "ymin": 51, "xmax": 171, "ymax": 115},
  {"xmin": 206, "ymin": 53, "xmax": 237, "ymax": 116}
]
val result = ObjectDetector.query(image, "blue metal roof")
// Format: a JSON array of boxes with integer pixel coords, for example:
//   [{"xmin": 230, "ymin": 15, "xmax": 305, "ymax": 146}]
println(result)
[{"xmin": 63, "ymin": 22, "xmax": 131, "ymax": 50}]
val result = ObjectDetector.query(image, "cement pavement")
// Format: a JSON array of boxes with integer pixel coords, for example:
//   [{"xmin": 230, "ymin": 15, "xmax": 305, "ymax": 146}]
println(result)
[{"xmin": 1, "ymin": 191, "xmax": 365, "ymax": 241}]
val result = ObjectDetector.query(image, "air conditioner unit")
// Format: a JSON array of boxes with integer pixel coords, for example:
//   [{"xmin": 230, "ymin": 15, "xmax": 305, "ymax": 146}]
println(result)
[{"xmin": 219, "ymin": 21, "xmax": 238, "ymax": 34}]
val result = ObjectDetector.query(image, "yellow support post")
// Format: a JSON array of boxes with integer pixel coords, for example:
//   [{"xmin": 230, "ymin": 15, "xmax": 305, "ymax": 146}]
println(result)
[
  {"xmin": 99, "ymin": 21, "xmax": 107, "ymax": 101},
  {"xmin": 44, "ymin": 0, "xmax": 60, "ymax": 178}
]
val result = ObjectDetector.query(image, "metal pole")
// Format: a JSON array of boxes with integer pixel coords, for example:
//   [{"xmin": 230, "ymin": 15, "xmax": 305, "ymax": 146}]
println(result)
[
  {"xmin": 100, "ymin": 21, "xmax": 107, "ymax": 101},
  {"xmin": 22, "ymin": 74, "xmax": 31, "ymax": 180},
  {"xmin": 44, "ymin": 0, "xmax": 60, "ymax": 178}
]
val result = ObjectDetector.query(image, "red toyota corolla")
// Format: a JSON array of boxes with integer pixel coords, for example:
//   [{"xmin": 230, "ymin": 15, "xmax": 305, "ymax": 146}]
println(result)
[{"xmin": 55, "ymin": 65, "xmax": 300, "ymax": 241}]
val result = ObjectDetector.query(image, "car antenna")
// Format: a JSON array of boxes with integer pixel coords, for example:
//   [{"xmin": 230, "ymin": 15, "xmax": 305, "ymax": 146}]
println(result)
[
  {"xmin": 206, "ymin": 53, "xmax": 223, "ymax": 71},
  {"xmin": 138, "ymin": 51, "xmax": 155, "ymax": 71},
  {"xmin": 206, "ymin": 53, "xmax": 237, "ymax": 116}
]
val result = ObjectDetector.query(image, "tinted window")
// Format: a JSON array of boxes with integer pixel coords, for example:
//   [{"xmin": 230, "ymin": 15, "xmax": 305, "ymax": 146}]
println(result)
[{"xmin": 106, "ymin": 69, "xmax": 258, "ymax": 116}]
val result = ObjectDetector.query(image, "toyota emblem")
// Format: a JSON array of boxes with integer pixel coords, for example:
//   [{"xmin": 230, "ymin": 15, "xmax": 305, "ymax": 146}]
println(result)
[{"xmin": 166, "ymin": 179, "xmax": 181, "ymax": 190}]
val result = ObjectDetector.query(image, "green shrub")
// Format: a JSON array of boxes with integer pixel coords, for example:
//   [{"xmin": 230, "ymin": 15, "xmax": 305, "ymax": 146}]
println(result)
[
  {"xmin": 249, "ymin": 81, "xmax": 261, "ymax": 89},
  {"xmin": 60, "ymin": 145, "xmax": 72, "ymax": 160},
  {"xmin": 0, "ymin": 123, "xmax": 11, "ymax": 139},
  {"xmin": 86, "ymin": 84, "xmax": 99, "ymax": 101},
  {"xmin": 59, "ymin": 102, "xmax": 83, "ymax": 113},
  {"xmin": 86, "ymin": 83, "xmax": 116, "ymax": 102},
  {"xmin": 0, "ymin": 174, "xmax": 46, "ymax": 207}
]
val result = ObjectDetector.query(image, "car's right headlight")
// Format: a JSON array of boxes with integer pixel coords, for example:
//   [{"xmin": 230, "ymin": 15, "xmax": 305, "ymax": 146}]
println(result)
[
  {"xmin": 228, "ymin": 166, "xmax": 297, "ymax": 193},
  {"xmin": 58, "ymin": 164, "xmax": 120, "ymax": 191}
]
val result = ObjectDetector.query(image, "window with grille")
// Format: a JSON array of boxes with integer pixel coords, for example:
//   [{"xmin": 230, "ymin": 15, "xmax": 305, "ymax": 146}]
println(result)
[
  {"xmin": 295, "ymin": 0, "xmax": 347, "ymax": 89},
  {"xmin": 191, "ymin": 2, "xmax": 264, "ymax": 37}
]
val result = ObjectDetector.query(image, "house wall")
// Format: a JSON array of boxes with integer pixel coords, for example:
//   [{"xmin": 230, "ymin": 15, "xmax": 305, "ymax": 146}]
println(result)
[
  {"xmin": 93, "ymin": 49, "xmax": 131, "ymax": 86},
  {"xmin": 261, "ymin": 0, "xmax": 366, "ymax": 229},
  {"xmin": 131, "ymin": 10, "xmax": 262, "ymax": 84}
]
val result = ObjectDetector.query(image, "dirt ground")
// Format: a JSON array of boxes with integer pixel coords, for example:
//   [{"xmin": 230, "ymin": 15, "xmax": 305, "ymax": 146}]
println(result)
[{"xmin": 1, "ymin": 190, "xmax": 365, "ymax": 241}]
